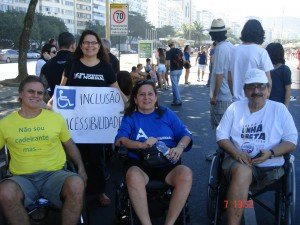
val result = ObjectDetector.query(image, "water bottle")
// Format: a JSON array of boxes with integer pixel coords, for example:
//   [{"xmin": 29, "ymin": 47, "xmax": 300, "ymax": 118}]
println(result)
[{"xmin": 155, "ymin": 141, "xmax": 177, "ymax": 164}]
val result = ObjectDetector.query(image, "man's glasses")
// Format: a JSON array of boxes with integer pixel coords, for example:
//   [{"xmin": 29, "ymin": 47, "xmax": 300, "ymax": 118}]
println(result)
[
  {"xmin": 245, "ymin": 83, "xmax": 269, "ymax": 91},
  {"xmin": 26, "ymin": 89, "xmax": 44, "ymax": 96},
  {"xmin": 82, "ymin": 41, "xmax": 99, "ymax": 46}
]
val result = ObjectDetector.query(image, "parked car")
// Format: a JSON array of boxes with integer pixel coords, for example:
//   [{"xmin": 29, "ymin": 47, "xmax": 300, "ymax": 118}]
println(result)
[
  {"xmin": 0, "ymin": 49, "xmax": 19, "ymax": 63},
  {"xmin": 111, "ymin": 47, "xmax": 120, "ymax": 57},
  {"xmin": 27, "ymin": 50, "xmax": 40, "ymax": 59}
]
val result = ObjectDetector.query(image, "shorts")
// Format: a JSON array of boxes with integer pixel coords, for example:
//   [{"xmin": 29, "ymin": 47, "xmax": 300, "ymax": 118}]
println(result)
[
  {"xmin": 125, "ymin": 159, "xmax": 180, "ymax": 182},
  {"xmin": 210, "ymin": 100, "xmax": 232, "ymax": 129},
  {"xmin": 222, "ymin": 156, "xmax": 285, "ymax": 191},
  {"xmin": 198, "ymin": 64, "xmax": 206, "ymax": 71},
  {"xmin": 3, "ymin": 169, "xmax": 78, "ymax": 208},
  {"xmin": 157, "ymin": 64, "xmax": 166, "ymax": 74}
]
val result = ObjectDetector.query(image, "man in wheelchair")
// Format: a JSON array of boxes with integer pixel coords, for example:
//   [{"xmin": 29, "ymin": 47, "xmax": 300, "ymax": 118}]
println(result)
[
  {"xmin": 0, "ymin": 76, "xmax": 87, "ymax": 225},
  {"xmin": 115, "ymin": 80, "xmax": 193, "ymax": 225},
  {"xmin": 216, "ymin": 69, "xmax": 298, "ymax": 225}
]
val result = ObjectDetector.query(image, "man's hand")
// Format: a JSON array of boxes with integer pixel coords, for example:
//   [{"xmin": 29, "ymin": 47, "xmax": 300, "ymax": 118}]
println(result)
[
  {"xmin": 210, "ymin": 96, "xmax": 217, "ymax": 105},
  {"xmin": 233, "ymin": 151, "xmax": 252, "ymax": 166},
  {"xmin": 251, "ymin": 150, "xmax": 271, "ymax": 164}
]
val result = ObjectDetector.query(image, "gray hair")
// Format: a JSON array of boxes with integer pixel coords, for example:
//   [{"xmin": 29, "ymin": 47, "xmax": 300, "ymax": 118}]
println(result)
[{"xmin": 101, "ymin": 38, "xmax": 111, "ymax": 51}]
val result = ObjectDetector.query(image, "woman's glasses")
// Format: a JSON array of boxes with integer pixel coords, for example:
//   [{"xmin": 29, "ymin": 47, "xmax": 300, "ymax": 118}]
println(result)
[
  {"xmin": 51, "ymin": 51, "xmax": 57, "ymax": 54},
  {"xmin": 82, "ymin": 41, "xmax": 99, "ymax": 46}
]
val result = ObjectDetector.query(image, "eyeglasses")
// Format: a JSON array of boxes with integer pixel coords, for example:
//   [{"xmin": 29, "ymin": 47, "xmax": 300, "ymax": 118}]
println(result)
[
  {"xmin": 245, "ymin": 83, "xmax": 269, "ymax": 91},
  {"xmin": 82, "ymin": 41, "xmax": 99, "ymax": 46},
  {"xmin": 51, "ymin": 51, "xmax": 57, "ymax": 54},
  {"xmin": 26, "ymin": 89, "xmax": 44, "ymax": 96}
]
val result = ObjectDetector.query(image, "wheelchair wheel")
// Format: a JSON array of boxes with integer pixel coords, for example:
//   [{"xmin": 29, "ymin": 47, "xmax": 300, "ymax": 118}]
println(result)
[
  {"xmin": 206, "ymin": 154, "xmax": 224, "ymax": 225},
  {"xmin": 281, "ymin": 158, "xmax": 296, "ymax": 225},
  {"xmin": 115, "ymin": 183, "xmax": 131, "ymax": 225}
]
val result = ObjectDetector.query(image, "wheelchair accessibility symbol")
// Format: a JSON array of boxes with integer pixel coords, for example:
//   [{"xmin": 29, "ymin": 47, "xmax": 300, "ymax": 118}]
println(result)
[{"xmin": 56, "ymin": 89, "xmax": 76, "ymax": 109}]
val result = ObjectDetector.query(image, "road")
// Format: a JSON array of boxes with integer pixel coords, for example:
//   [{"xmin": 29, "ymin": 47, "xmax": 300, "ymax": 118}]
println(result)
[{"xmin": 0, "ymin": 55, "xmax": 299, "ymax": 225}]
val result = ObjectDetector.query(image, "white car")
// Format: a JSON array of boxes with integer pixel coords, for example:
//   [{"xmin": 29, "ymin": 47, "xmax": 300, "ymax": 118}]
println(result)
[{"xmin": 27, "ymin": 51, "xmax": 40, "ymax": 59}]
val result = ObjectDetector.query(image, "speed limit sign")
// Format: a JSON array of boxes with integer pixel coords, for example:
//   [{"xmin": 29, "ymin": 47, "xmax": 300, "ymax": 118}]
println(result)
[{"xmin": 110, "ymin": 4, "xmax": 129, "ymax": 36}]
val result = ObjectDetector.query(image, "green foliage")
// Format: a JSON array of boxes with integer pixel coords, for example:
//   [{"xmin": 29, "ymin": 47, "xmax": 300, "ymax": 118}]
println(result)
[
  {"xmin": 156, "ymin": 25, "xmax": 176, "ymax": 38},
  {"xmin": 226, "ymin": 29, "xmax": 240, "ymax": 45},
  {"xmin": 0, "ymin": 10, "xmax": 67, "ymax": 49},
  {"xmin": 85, "ymin": 20, "xmax": 106, "ymax": 38},
  {"xmin": 128, "ymin": 11, "xmax": 153, "ymax": 43}
]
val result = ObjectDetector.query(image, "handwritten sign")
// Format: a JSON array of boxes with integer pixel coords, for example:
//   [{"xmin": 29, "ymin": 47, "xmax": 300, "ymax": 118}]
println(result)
[{"xmin": 53, "ymin": 86, "xmax": 124, "ymax": 143}]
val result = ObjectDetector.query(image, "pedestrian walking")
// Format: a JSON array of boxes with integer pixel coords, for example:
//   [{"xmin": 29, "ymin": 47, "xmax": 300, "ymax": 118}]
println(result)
[
  {"xmin": 183, "ymin": 45, "xmax": 191, "ymax": 85},
  {"xmin": 195, "ymin": 46, "xmax": 207, "ymax": 82},
  {"xmin": 166, "ymin": 41, "xmax": 184, "ymax": 106}
]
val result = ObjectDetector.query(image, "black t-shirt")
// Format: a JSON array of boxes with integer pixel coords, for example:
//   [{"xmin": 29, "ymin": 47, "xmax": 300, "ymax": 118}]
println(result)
[
  {"xmin": 41, "ymin": 50, "xmax": 73, "ymax": 97},
  {"xmin": 269, "ymin": 64, "xmax": 292, "ymax": 103},
  {"xmin": 166, "ymin": 48, "xmax": 183, "ymax": 71},
  {"xmin": 64, "ymin": 59, "xmax": 116, "ymax": 87},
  {"xmin": 108, "ymin": 52, "xmax": 120, "ymax": 74}
]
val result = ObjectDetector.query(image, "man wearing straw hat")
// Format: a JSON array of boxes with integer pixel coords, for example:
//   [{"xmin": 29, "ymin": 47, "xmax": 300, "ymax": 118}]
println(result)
[{"xmin": 205, "ymin": 18, "xmax": 234, "ymax": 161}]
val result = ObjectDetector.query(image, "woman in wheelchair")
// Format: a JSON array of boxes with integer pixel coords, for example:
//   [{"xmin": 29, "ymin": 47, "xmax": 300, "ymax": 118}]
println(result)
[{"xmin": 115, "ymin": 80, "xmax": 193, "ymax": 225}]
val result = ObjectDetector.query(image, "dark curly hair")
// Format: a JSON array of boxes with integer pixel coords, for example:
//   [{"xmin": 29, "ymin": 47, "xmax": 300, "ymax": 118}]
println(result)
[
  {"xmin": 209, "ymin": 31, "xmax": 227, "ymax": 42},
  {"xmin": 74, "ymin": 30, "xmax": 109, "ymax": 63},
  {"xmin": 266, "ymin": 42, "xmax": 285, "ymax": 65},
  {"xmin": 240, "ymin": 19, "xmax": 265, "ymax": 44},
  {"xmin": 124, "ymin": 80, "xmax": 165, "ymax": 117}
]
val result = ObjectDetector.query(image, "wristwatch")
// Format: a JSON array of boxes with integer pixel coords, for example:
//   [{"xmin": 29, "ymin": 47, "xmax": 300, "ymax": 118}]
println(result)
[{"xmin": 269, "ymin": 149, "xmax": 275, "ymax": 159}]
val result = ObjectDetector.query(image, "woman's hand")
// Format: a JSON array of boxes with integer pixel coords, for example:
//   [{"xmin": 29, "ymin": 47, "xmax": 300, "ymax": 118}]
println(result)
[
  {"xmin": 168, "ymin": 146, "xmax": 184, "ymax": 162},
  {"xmin": 144, "ymin": 137, "xmax": 158, "ymax": 148}
]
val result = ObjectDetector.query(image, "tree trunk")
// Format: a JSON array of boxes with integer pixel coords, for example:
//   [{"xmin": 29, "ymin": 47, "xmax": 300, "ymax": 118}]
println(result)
[{"xmin": 16, "ymin": 0, "xmax": 38, "ymax": 82}]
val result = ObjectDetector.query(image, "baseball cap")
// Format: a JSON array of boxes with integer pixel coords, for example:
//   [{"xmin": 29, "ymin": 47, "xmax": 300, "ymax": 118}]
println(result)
[{"xmin": 244, "ymin": 68, "xmax": 268, "ymax": 84}]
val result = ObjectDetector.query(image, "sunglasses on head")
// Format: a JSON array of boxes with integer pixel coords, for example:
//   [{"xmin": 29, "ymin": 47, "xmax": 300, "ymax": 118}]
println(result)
[{"xmin": 136, "ymin": 79, "xmax": 155, "ymax": 86}]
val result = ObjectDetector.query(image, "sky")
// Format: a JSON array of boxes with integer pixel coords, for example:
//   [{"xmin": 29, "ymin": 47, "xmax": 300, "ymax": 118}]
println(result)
[{"xmin": 196, "ymin": 0, "xmax": 299, "ymax": 23}]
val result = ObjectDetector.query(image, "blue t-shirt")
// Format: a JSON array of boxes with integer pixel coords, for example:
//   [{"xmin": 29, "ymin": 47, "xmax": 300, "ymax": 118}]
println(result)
[
  {"xmin": 269, "ymin": 64, "xmax": 292, "ymax": 104},
  {"xmin": 184, "ymin": 52, "xmax": 190, "ymax": 62},
  {"xmin": 115, "ymin": 106, "xmax": 193, "ymax": 159},
  {"xmin": 198, "ymin": 52, "xmax": 207, "ymax": 65}
]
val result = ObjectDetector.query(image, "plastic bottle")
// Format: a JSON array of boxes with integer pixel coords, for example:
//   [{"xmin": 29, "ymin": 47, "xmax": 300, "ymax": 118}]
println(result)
[{"xmin": 155, "ymin": 141, "xmax": 177, "ymax": 164}]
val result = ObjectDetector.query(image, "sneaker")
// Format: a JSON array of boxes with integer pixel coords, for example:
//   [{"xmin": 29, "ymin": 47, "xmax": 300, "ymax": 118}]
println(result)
[
  {"xmin": 205, "ymin": 153, "xmax": 216, "ymax": 161},
  {"xmin": 185, "ymin": 82, "xmax": 191, "ymax": 85},
  {"xmin": 197, "ymin": 79, "xmax": 200, "ymax": 82},
  {"xmin": 171, "ymin": 101, "xmax": 182, "ymax": 106}
]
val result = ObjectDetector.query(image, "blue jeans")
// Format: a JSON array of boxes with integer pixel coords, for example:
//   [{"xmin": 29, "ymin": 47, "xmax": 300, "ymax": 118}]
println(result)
[{"xmin": 170, "ymin": 69, "xmax": 183, "ymax": 103}]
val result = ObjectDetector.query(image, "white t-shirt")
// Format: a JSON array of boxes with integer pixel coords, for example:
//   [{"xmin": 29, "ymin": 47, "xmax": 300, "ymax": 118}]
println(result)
[
  {"xmin": 210, "ymin": 41, "xmax": 234, "ymax": 101},
  {"xmin": 216, "ymin": 100, "xmax": 298, "ymax": 167},
  {"xmin": 230, "ymin": 44, "xmax": 273, "ymax": 101},
  {"xmin": 35, "ymin": 59, "xmax": 46, "ymax": 77}
]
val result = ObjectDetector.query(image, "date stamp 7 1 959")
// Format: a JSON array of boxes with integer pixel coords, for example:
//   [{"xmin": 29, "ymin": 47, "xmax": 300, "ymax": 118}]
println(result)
[{"xmin": 223, "ymin": 200, "xmax": 254, "ymax": 209}]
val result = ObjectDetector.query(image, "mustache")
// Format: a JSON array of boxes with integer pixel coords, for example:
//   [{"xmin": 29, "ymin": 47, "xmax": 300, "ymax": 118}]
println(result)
[{"xmin": 251, "ymin": 93, "xmax": 263, "ymax": 97}]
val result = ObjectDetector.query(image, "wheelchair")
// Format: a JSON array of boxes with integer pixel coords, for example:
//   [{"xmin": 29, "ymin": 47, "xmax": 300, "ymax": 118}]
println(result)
[
  {"xmin": 115, "ymin": 146, "xmax": 190, "ymax": 225},
  {"xmin": 0, "ymin": 146, "xmax": 89, "ymax": 225},
  {"xmin": 206, "ymin": 148, "xmax": 296, "ymax": 225}
]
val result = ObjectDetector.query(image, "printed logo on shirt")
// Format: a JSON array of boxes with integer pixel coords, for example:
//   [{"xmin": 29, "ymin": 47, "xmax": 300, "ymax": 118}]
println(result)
[
  {"xmin": 136, "ymin": 128, "xmax": 148, "ymax": 140},
  {"xmin": 74, "ymin": 73, "xmax": 105, "ymax": 81},
  {"xmin": 241, "ymin": 122, "xmax": 265, "ymax": 141}
]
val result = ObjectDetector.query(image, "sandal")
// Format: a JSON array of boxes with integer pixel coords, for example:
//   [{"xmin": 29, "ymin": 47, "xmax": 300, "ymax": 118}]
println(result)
[{"xmin": 98, "ymin": 193, "xmax": 111, "ymax": 207}]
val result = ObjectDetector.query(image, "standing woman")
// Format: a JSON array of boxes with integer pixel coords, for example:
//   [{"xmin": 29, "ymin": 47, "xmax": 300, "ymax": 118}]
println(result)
[
  {"xmin": 156, "ymin": 48, "xmax": 167, "ymax": 89},
  {"xmin": 60, "ymin": 30, "xmax": 127, "ymax": 206},
  {"xmin": 266, "ymin": 43, "xmax": 292, "ymax": 107},
  {"xmin": 183, "ymin": 45, "xmax": 191, "ymax": 85},
  {"xmin": 35, "ymin": 43, "xmax": 57, "ymax": 77}
]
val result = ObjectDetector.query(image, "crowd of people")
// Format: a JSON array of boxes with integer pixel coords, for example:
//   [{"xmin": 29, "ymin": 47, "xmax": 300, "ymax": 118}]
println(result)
[{"xmin": 0, "ymin": 16, "xmax": 298, "ymax": 225}]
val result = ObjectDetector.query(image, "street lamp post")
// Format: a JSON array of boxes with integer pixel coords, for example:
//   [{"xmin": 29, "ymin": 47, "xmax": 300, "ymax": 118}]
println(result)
[{"xmin": 106, "ymin": 0, "xmax": 110, "ymax": 40}]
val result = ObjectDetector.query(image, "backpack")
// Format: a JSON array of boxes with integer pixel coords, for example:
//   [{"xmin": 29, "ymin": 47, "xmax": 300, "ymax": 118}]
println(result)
[{"xmin": 171, "ymin": 48, "xmax": 184, "ymax": 69}]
